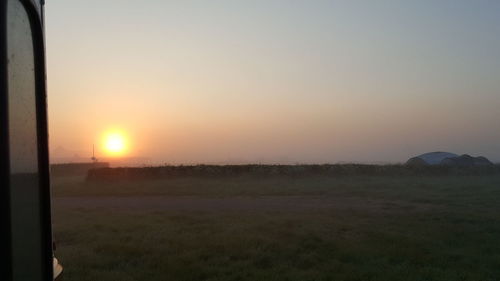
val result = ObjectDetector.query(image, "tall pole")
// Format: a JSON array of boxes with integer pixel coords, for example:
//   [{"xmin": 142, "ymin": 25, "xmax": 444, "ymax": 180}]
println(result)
[{"xmin": 91, "ymin": 144, "xmax": 97, "ymax": 163}]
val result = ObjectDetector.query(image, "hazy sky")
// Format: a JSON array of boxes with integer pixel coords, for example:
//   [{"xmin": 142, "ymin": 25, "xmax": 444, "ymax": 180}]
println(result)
[{"xmin": 46, "ymin": 0, "xmax": 500, "ymax": 164}]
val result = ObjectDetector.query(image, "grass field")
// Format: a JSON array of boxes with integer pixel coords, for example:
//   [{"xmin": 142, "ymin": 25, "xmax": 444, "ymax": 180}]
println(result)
[{"xmin": 51, "ymin": 173, "xmax": 500, "ymax": 281}]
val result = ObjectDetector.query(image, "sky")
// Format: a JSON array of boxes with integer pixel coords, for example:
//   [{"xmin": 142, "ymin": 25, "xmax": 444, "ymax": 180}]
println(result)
[{"xmin": 46, "ymin": 0, "xmax": 500, "ymax": 164}]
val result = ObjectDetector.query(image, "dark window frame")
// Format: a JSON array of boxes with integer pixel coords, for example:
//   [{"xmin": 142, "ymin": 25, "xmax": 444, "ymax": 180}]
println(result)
[{"xmin": 0, "ymin": 0, "xmax": 52, "ymax": 280}]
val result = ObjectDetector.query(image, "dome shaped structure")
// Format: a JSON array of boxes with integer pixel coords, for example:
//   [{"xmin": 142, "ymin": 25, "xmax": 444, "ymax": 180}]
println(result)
[
  {"xmin": 406, "ymin": 152, "xmax": 494, "ymax": 166},
  {"xmin": 406, "ymin": 152, "xmax": 458, "ymax": 166}
]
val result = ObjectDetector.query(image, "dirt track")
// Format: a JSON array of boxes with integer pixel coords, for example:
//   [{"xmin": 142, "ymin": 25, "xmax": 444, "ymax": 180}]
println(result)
[{"xmin": 53, "ymin": 196, "xmax": 433, "ymax": 213}]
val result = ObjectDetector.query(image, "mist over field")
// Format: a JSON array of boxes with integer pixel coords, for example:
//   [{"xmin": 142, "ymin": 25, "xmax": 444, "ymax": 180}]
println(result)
[{"xmin": 51, "ymin": 166, "xmax": 500, "ymax": 281}]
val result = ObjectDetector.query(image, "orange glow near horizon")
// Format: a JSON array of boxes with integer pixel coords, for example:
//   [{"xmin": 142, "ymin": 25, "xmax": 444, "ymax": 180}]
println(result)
[
  {"xmin": 46, "ymin": 1, "xmax": 500, "ymax": 164},
  {"xmin": 102, "ymin": 131, "xmax": 128, "ymax": 157}
]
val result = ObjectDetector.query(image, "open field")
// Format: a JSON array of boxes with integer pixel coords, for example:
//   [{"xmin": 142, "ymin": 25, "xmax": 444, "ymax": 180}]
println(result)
[{"xmin": 52, "ymin": 173, "xmax": 500, "ymax": 281}]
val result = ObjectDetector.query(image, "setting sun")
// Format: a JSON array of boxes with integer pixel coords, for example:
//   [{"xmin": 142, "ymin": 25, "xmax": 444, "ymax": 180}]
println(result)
[{"xmin": 103, "ymin": 131, "xmax": 128, "ymax": 156}]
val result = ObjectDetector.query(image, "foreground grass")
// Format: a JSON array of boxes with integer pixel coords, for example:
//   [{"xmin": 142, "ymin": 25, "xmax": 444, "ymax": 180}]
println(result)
[{"xmin": 52, "ymin": 175, "xmax": 500, "ymax": 281}]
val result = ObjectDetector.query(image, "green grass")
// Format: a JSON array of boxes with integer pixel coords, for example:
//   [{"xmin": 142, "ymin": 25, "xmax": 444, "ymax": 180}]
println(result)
[{"xmin": 52, "ymin": 174, "xmax": 500, "ymax": 281}]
